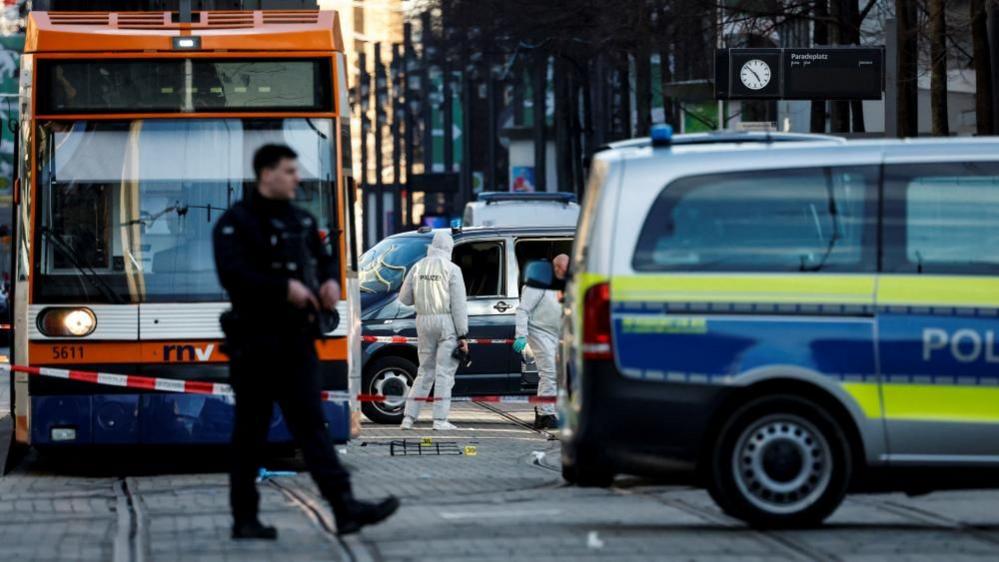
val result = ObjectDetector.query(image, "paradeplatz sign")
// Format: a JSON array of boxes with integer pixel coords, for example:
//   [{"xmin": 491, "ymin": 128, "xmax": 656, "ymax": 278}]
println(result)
[{"xmin": 715, "ymin": 46, "xmax": 884, "ymax": 101}]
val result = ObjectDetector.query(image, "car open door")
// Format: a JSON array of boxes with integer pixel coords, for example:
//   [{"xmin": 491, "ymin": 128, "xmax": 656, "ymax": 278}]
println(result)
[{"xmin": 451, "ymin": 238, "xmax": 518, "ymax": 395}]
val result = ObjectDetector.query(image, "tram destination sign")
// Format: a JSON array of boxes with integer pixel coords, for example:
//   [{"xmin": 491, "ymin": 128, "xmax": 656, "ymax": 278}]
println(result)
[{"xmin": 716, "ymin": 47, "xmax": 884, "ymax": 101}]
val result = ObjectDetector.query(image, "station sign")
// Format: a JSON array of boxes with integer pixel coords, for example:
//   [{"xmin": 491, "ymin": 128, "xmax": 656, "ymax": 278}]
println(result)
[{"xmin": 716, "ymin": 47, "xmax": 884, "ymax": 101}]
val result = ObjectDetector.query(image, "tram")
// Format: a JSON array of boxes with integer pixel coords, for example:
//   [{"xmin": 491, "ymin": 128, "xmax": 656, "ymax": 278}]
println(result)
[{"xmin": 8, "ymin": 7, "xmax": 359, "ymax": 449}]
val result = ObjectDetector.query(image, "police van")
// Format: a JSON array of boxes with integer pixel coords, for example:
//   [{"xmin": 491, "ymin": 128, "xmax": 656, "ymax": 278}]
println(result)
[
  {"xmin": 360, "ymin": 226, "xmax": 574, "ymax": 423},
  {"xmin": 561, "ymin": 126, "xmax": 999, "ymax": 527}
]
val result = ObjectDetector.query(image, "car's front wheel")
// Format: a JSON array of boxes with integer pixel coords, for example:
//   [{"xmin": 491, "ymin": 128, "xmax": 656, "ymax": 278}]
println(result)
[
  {"xmin": 361, "ymin": 356, "xmax": 416, "ymax": 424},
  {"xmin": 707, "ymin": 394, "xmax": 852, "ymax": 528}
]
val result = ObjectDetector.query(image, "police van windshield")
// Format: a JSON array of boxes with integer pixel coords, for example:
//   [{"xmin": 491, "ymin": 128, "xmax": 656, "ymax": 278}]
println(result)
[
  {"xmin": 359, "ymin": 236, "xmax": 430, "ymax": 296},
  {"xmin": 33, "ymin": 118, "xmax": 337, "ymax": 304}
]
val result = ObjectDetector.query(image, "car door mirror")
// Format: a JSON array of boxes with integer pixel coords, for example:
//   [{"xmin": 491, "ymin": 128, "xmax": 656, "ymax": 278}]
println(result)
[{"xmin": 522, "ymin": 260, "xmax": 555, "ymax": 289}]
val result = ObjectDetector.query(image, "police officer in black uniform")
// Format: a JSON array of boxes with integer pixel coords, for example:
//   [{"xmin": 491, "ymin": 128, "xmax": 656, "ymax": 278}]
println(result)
[{"xmin": 214, "ymin": 144, "xmax": 398, "ymax": 539}]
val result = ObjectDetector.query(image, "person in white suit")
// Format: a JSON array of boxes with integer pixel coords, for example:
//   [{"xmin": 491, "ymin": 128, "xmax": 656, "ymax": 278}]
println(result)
[
  {"xmin": 397, "ymin": 231, "xmax": 469, "ymax": 431},
  {"xmin": 514, "ymin": 254, "xmax": 569, "ymax": 430}
]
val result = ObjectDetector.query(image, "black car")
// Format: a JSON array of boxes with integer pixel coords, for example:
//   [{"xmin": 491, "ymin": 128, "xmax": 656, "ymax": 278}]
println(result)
[{"xmin": 359, "ymin": 226, "xmax": 574, "ymax": 423}]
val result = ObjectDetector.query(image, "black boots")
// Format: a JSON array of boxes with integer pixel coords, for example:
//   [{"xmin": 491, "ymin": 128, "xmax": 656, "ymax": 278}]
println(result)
[
  {"xmin": 533, "ymin": 410, "xmax": 558, "ymax": 430},
  {"xmin": 334, "ymin": 496, "xmax": 401, "ymax": 535},
  {"xmin": 232, "ymin": 520, "xmax": 279, "ymax": 540},
  {"xmin": 233, "ymin": 497, "xmax": 400, "ymax": 539}
]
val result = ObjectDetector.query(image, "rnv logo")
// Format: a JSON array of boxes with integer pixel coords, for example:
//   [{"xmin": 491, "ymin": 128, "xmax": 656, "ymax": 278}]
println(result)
[{"xmin": 163, "ymin": 344, "xmax": 215, "ymax": 362}]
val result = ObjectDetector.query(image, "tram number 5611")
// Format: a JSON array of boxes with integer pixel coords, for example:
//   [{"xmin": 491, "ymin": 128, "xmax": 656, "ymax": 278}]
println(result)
[{"xmin": 51, "ymin": 345, "xmax": 85, "ymax": 360}]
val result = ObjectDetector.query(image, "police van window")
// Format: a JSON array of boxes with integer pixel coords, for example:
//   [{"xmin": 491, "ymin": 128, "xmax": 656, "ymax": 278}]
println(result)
[
  {"xmin": 632, "ymin": 167, "xmax": 877, "ymax": 273},
  {"xmin": 453, "ymin": 241, "xmax": 505, "ymax": 298},
  {"xmin": 884, "ymin": 162, "xmax": 999, "ymax": 275}
]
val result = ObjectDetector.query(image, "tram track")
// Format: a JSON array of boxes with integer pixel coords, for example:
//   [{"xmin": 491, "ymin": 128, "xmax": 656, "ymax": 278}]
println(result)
[
  {"xmin": 111, "ymin": 477, "xmax": 147, "ymax": 562},
  {"xmin": 617, "ymin": 487, "xmax": 843, "ymax": 562},
  {"xmin": 854, "ymin": 496, "xmax": 999, "ymax": 548},
  {"xmin": 267, "ymin": 477, "xmax": 378, "ymax": 562}
]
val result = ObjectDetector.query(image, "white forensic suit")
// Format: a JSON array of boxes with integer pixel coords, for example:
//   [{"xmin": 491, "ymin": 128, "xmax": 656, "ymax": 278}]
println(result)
[
  {"xmin": 516, "ymin": 283, "xmax": 562, "ymax": 416},
  {"xmin": 398, "ymin": 231, "xmax": 469, "ymax": 424}
]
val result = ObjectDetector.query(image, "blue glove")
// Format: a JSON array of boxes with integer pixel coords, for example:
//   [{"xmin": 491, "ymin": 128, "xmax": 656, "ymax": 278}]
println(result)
[{"xmin": 513, "ymin": 337, "xmax": 527, "ymax": 353}]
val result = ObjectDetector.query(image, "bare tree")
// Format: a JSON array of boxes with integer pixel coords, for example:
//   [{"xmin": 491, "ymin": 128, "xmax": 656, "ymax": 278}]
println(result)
[
  {"xmin": 970, "ymin": 0, "xmax": 994, "ymax": 134},
  {"xmin": 829, "ymin": 0, "xmax": 851, "ymax": 132},
  {"xmin": 928, "ymin": 0, "xmax": 949, "ymax": 135},
  {"xmin": 811, "ymin": 0, "xmax": 829, "ymax": 132},
  {"xmin": 896, "ymin": 0, "xmax": 919, "ymax": 137}
]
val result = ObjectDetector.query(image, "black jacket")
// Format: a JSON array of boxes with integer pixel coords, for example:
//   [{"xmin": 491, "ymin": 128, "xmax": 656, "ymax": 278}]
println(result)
[{"xmin": 212, "ymin": 192, "xmax": 338, "ymax": 335}]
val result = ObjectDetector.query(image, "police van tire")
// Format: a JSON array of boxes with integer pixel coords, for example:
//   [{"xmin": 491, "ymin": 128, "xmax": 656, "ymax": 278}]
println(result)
[
  {"xmin": 361, "ymin": 357, "xmax": 417, "ymax": 425},
  {"xmin": 708, "ymin": 394, "xmax": 852, "ymax": 528},
  {"xmin": 562, "ymin": 440, "xmax": 614, "ymax": 487}
]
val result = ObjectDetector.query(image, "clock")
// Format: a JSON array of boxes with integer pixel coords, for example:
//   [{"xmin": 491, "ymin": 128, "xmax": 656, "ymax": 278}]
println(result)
[{"xmin": 739, "ymin": 59, "xmax": 772, "ymax": 90}]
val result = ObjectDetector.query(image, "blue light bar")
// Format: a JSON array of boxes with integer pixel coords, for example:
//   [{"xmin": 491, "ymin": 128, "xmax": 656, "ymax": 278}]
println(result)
[
  {"xmin": 477, "ymin": 192, "xmax": 577, "ymax": 204},
  {"xmin": 651, "ymin": 123, "xmax": 674, "ymax": 147}
]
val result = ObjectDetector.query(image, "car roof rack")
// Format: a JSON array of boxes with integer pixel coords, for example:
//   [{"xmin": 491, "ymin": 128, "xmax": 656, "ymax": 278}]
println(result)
[{"xmin": 476, "ymin": 192, "xmax": 577, "ymax": 205}]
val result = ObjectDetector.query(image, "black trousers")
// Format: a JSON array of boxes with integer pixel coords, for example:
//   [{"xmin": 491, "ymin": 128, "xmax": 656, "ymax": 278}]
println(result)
[{"xmin": 229, "ymin": 334, "xmax": 352, "ymax": 524}]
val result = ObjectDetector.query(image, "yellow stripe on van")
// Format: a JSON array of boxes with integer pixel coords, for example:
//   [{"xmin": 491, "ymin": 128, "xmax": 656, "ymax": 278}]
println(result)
[
  {"xmin": 834, "ymin": 383, "xmax": 999, "ymax": 423},
  {"xmin": 576, "ymin": 272, "xmax": 610, "ymax": 297},
  {"xmin": 878, "ymin": 276, "xmax": 999, "ymax": 310},
  {"xmin": 842, "ymin": 382, "xmax": 883, "ymax": 419},
  {"xmin": 612, "ymin": 274, "xmax": 875, "ymax": 305},
  {"xmin": 881, "ymin": 384, "xmax": 999, "ymax": 423}
]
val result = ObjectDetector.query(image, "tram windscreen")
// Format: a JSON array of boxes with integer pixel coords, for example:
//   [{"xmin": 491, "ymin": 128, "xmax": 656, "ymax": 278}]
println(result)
[
  {"xmin": 38, "ymin": 59, "xmax": 333, "ymax": 114},
  {"xmin": 33, "ymin": 118, "xmax": 338, "ymax": 304}
]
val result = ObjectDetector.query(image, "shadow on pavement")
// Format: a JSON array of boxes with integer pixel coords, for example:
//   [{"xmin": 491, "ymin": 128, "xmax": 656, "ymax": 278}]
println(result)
[{"xmin": 10, "ymin": 444, "xmax": 308, "ymax": 478}]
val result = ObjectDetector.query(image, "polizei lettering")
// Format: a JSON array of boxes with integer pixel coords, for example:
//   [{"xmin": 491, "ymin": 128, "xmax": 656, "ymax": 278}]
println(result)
[
  {"xmin": 922, "ymin": 328, "xmax": 999, "ymax": 363},
  {"xmin": 418, "ymin": 274, "xmax": 442, "ymax": 282}
]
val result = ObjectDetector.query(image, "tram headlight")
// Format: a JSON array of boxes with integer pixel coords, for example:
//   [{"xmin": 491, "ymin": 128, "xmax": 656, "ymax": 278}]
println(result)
[{"xmin": 38, "ymin": 307, "xmax": 97, "ymax": 337}]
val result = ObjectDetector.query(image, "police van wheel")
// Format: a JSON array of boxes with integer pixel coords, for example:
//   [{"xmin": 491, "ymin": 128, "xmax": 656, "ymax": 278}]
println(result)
[
  {"xmin": 361, "ymin": 357, "xmax": 416, "ymax": 425},
  {"xmin": 708, "ymin": 395, "xmax": 852, "ymax": 528},
  {"xmin": 562, "ymin": 440, "xmax": 614, "ymax": 487}
]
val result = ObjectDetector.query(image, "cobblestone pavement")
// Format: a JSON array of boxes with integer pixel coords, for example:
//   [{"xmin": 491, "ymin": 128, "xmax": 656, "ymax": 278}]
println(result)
[{"xmin": 1, "ymin": 403, "xmax": 999, "ymax": 561}]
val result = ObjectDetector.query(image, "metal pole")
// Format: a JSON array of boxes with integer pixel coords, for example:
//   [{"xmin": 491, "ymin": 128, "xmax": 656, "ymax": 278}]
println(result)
[
  {"xmin": 403, "ymin": 22, "xmax": 415, "ymax": 228},
  {"xmin": 532, "ymin": 53, "xmax": 547, "ymax": 192},
  {"xmin": 513, "ymin": 65, "xmax": 525, "ymax": 127},
  {"xmin": 391, "ymin": 43, "xmax": 403, "ymax": 233},
  {"xmin": 359, "ymin": 50, "xmax": 372, "ymax": 249},
  {"xmin": 443, "ymin": 57, "xmax": 455, "ymax": 176},
  {"xmin": 374, "ymin": 43, "xmax": 385, "ymax": 241},
  {"xmin": 442, "ymin": 0, "xmax": 455, "ymax": 179},
  {"xmin": 486, "ymin": 54, "xmax": 497, "ymax": 192},
  {"xmin": 420, "ymin": 12, "xmax": 434, "ymax": 174},
  {"xmin": 459, "ymin": 41, "xmax": 472, "ymax": 207}
]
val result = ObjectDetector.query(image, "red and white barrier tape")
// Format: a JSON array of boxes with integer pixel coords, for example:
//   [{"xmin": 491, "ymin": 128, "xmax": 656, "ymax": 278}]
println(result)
[
  {"xmin": 0, "ymin": 364, "xmax": 236, "ymax": 397},
  {"xmin": 354, "ymin": 393, "xmax": 554, "ymax": 404},
  {"xmin": 0, "ymin": 364, "xmax": 555, "ymax": 404},
  {"xmin": 362, "ymin": 335, "xmax": 514, "ymax": 345}
]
